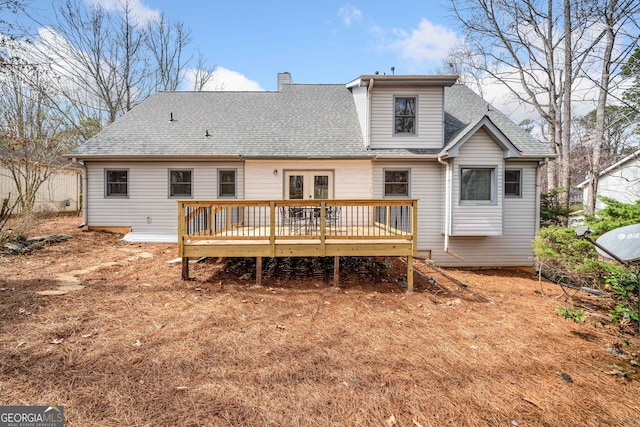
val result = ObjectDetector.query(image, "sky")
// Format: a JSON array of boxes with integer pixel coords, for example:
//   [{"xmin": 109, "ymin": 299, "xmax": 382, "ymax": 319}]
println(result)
[{"xmin": 21, "ymin": 0, "xmax": 461, "ymax": 92}]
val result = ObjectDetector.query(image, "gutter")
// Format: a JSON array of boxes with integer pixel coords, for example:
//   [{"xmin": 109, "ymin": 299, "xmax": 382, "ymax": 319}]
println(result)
[
  {"xmin": 437, "ymin": 154, "xmax": 464, "ymax": 260},
  {"xmin": 62, "ymin": 154, "xmax": 243, "ymax": 162}
]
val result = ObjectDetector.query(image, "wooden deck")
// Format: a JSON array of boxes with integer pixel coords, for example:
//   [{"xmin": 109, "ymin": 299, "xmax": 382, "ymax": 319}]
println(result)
[{"xmin": 178, "ymin": 199, "xmax": 418, "ymax": 291}]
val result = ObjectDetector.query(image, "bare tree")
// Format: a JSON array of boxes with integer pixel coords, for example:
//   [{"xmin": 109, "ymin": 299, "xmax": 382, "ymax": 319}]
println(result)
[
  {"xmin": 34, "ymin": 0, "xmax": 192, "ymax": 125},
  {"xmin": 448, "ymin": 0, "xmax": 627, "ymax": 215},
  {"xmin": 144, "ymin": 12, "xmax": 190, "ymax": 91},
  {"xmin": 583, "ymin": 0, "xmax": 640, "ymax": 215},
  {"xmin": 0, "ymin": 65, "xmax": 76, "ymax": 212},
  {"xmin": 44, "ymin": 0, "xmax": 132, "ymax": 124},
  {"xmin": 191, "ymin": 52, "xmax": 217, "ymax": 91}
]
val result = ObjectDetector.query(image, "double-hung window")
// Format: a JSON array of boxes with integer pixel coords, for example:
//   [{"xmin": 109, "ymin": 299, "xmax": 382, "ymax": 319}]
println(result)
[
  {"xmin": 504, "ymin": 169, "xmax": 522, "ymax": 197},
  {"xmin": 218, "ymin": 169, "xmax": 236, "ymax": 198},
  {"xmin": 105, "ymin": 169, "xmax": 128, "ymax": 197},
  {"xmin": 460, "ymin": 167, "xmax": 495, "ymax": 204},
  {"xmin": 394, "ymin": 97, "xmax": 416, "ymax": 134},
  {"xmin": 169, "ymin": 169, "xmax": 192, "ymax": 198},
  {"xmin": 384, "ymin": 169, "xmax": 410, "ymax": 197}
]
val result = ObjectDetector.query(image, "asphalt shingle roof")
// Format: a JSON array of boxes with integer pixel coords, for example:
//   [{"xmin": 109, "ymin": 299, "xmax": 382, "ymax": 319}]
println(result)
[
  {"xmin": 68, "ymin": 84, "xmax": 368, "ymax": 158},
  {"xmin": 68, "ymin": 80, "xmax": 554, "ymax": 159},
  {"xmin": 443, "ymin": 84, "xmax": 554, "ymax": 156}
]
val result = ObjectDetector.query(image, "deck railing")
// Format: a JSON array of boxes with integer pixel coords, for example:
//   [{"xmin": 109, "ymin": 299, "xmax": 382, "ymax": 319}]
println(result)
[
  {"xmin": 178, "ymin": 199, "xmax": 417, "ymax": 243},
  {"xmin": 177, "ymin": 199, "xmax": 418, "ymax": 290}
]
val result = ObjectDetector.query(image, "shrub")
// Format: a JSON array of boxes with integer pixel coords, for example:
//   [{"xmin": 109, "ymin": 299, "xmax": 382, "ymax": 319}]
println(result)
[
  {"xmin": 605, "ymin": 270, "xmax": 639, "ymax": 325},
  {"xmin": 532, "ymin": 226, "xmax": 619, "ymax": 288},
  {"xmin": 533, "ymin": 198, "xmax": 639, "ymax": 290},
  {"xmin": 540, "ymin": 189, "xmax": 571, "ymax": 227}
]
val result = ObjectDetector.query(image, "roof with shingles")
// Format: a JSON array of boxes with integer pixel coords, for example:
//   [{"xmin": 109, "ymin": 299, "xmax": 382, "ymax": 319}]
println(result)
[
  {"xmin": 443, "ymin": 84, "xmax": 553, "ymax": 157},
  {"xmin": 67, "ymin": 80, "xmax": 554, "ymax": 159}
]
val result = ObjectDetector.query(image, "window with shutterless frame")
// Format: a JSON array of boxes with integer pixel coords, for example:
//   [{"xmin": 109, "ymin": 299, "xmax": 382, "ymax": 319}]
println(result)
[
  {"xmin": 393, "ymin": 96, "xmax": 417, "ymax": 135},
  {"xmin": 169, "ymin": 169, "xmax": 193, "ymax": 198},
  {"xmin": 105, "ymin": 169, "xmax": 129, "ymax": 197},
  {"xmin": 384, "ymin": 169, "xmax": 410, "ymax": 197},
  {"xmin": 218, "ymin": 169, "xmax": 237, "ymax": 198},
  {"xmin": 504, "ymin": 169, "xmax": 522, "ymax": 197},
  {"xmin": 460, "ymin": 167, "xmax": 496, "ymax": 204}
]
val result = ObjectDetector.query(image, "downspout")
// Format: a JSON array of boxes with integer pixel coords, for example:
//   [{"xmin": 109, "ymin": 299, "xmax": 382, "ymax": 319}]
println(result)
[
  {"xmin": 366, "ymin": 79, "xmax": 374, "ymax": 149},
  {"xmin": 437, "ymin": 155, "xmax": 464, "ymax": 260},
  {"xmin": 71, "ymin": 158, "xmax": 87, "ymax": 226}
]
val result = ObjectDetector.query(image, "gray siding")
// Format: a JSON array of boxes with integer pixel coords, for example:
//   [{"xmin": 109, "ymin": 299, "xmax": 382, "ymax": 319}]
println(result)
[
  {"xmin": 373, "ymin": 160, "xmax": 444, "ymax": 254},
  {"xmin": 369, "ymin": 87, "xmax": 443, "ymax": 149},
  {"xmin": 86, "ymin": 161, "xmax": 244, "ymax": 234},
  {"xmin": 450, "ymin": 130, "xmax": 503, "ymax": 236},
  {"xmin": 432, "ymin": 162, "xmax": 539, "ymax": 267}
]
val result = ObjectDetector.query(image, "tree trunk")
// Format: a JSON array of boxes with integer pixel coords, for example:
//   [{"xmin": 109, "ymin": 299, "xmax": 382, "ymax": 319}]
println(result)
[
  {"xmin": 559, "ymin": 0, "xmax": 573, "ymax": 223},
  {"xmin": 586, "ymin": 0, "xmax": 617, "ymax": 215}
]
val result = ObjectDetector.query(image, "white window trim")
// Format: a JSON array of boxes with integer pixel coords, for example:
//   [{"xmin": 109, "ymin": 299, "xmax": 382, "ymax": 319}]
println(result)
[
  {"xmin": 168, "ymin": 168, "xmax": 193, "ymax": 199},
  {"xmin": 104, "ymin": 169, "xmax": 129, "ymax": 198},
  {"xmin": 459, "ymin": 166, "xmax": 497, "ymax": 205}
]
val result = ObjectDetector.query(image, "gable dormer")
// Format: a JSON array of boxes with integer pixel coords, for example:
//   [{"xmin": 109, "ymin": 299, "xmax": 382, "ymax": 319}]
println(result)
[{"xmin": 347, "ymin": 75, "xmax": 458, "ymax": 150}]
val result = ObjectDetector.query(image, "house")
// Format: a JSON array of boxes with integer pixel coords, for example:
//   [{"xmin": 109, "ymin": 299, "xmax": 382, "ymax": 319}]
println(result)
[
  {"xmin": 577, "ymin": 149, "xmax": 640, "ymax": 211},
  {"xmin": 65, "ymin": 72, "xmax": 555, "ymax": 268},
  {"xmin": 0, "ymin": 163, "xmax": 81, "ymax": 214}
]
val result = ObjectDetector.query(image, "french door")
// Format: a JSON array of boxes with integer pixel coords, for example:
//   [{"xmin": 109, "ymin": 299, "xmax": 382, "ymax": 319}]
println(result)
[{"xmin": 284, "ymin": 171, "xmax": 333, "ymax": 199}]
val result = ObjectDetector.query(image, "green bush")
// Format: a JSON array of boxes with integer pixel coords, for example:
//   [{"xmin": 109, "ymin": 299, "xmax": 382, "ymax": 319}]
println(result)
[
  {"xmin": 532, "ymin": 226, "xmax": 620, "ymax": 287},
  {"xmin": 540, "ymin": 189, "xmax": 571, "ymax": 227},
  {"xmin": 606, "ymin": 270, "xmax": 639, "ymax": 324},
  {"xmin": 533, "ymin": 198, "xmax": 639, "ymax": 289}
]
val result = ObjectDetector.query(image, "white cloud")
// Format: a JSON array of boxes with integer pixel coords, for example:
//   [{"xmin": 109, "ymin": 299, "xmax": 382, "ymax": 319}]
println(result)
[
  {"xmin": 389, "ymin": 18, "xmax": 461, "ymax": 65},
  {"xmin": 338, "ymin": 5, "xmax": 362, "ymax": 27},
  {"xmin": 181, "ymin": 66, "xmax": 264, "ymax": 92},
  {"xmin": 83, "ymin": 0, "xmax": 160, "ymax": 24}
]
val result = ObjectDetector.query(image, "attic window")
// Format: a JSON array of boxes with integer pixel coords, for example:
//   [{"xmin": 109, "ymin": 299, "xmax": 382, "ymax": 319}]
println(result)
[{"xmin": 394, "ymin": 96, "xmax": 416, "ymax": 135}]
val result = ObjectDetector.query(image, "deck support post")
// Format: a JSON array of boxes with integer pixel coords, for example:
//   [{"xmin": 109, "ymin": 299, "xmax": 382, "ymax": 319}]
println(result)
[
  {"xmin": 182, "ymin": 257, "xmax": 189, "ymax": 280},
  {"xmin": 256, "ymin": 256, "xmax": 262, "ymax": 286},
  {"xmin": 333, "ymin": 256, "xmax": 340, "ymax": 287},
  {"xmin": 406, "ymin": 255, "xmax": 413, "ymax": 292}
]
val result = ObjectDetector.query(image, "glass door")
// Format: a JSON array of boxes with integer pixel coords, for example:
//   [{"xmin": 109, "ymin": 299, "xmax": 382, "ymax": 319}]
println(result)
[{"xmin": 284, "ymin": 171, "xmax": 333, "ymax": 199}]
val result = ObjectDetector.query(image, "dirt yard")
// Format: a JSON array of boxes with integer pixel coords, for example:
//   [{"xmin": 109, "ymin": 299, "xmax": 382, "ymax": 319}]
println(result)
[{"xmin": 1, "ymin": 217, "xmax": 639, "ymax": 426}]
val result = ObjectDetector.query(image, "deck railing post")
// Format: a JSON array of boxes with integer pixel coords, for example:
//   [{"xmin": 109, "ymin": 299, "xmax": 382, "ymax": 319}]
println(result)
[
  {"xmin": 177, "ymin": 201, "xmax": 184, "ymax": 257},
  {"xmin": 269, "ymin": 202, "xmax": 276, "ymax": 258},
  {"xmin": 320, "ymin": 201, "xmax": 326, "ymax": 255},
  {"xmin": 412, "ymin": 200, "xmax": 418, "ymax": 255}
]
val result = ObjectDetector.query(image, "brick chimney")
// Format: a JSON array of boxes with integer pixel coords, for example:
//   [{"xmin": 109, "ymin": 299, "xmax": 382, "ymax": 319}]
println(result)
[{"xmin": 277, "ymin": 72, "xmax": 292, "ymax": 91}]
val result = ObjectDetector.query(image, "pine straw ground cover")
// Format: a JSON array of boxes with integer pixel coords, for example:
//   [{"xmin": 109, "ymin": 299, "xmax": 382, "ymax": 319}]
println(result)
[{"xmin": 1, "ymin": 217, "xmax": 639, "ymax": 426}]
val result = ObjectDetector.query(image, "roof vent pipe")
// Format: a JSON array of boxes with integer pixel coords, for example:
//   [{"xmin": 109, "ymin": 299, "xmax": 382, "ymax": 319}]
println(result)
[{"xmin": 170, "ymin": 112, "xmax": 174, "ymax": 122}]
